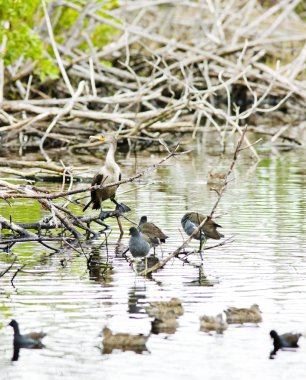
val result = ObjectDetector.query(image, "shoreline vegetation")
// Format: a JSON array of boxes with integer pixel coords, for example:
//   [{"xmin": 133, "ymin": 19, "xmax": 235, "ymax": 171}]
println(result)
[{"xmin": 0, "ymin": 0, "xmax": 305, "ymax": 158}]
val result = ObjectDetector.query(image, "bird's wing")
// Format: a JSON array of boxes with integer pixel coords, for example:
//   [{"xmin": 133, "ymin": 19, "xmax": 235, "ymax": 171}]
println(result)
[{"xmin": 91, "ymin": 173, "xmax": 104, "ymax": 209}]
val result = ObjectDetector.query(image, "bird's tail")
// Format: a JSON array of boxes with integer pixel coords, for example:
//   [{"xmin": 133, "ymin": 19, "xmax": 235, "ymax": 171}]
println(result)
[{"xmin": 83, "ymin": 200, "xmax": 92, "ymax": 212}]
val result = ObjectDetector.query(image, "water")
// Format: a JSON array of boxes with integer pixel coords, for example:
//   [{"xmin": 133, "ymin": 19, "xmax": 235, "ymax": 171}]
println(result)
[{"xmin": 1, "ymin": 140, "xmax": 306, "ymax": 380}]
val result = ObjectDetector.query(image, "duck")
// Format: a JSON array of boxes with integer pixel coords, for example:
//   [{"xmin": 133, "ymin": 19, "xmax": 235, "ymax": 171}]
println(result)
[
  {"xmin": 83, "ymin": 135, "xmax": 130, "ymax": 219},
  {"xmin": 200, "ymin": 313, "xmax": 228, "ymax": 334},
  {"xmin": 145, "ymin": 298, "xmax": 184, "ymax": 319},
  {"xmin": 151, "ymin": 310, "xmax": 178, "ymax": 334},
  {"xmin": 8, "ymin": 319, "xmax": 46, "ymax": 348},
  {"xmin": 129, "ymin": 227, "xmax": 151, "ymax": 259},
  {"xmin": 181, "ymin": 212, "xmax": 223, "ymax": 251},
  {"xmin": 102, "ymin": 326, "xmax": 149, "ymax": 353},
  {"xmin": 138, "ymin": 216, "xmax": 168, "ymax": 254},
  {"xmin": 224, "ymin": 304, "xmax": 262, "ymax": 324},
  {"xmin": 270, "ymin": 330, "xmax": 301, "ymax": 357}
]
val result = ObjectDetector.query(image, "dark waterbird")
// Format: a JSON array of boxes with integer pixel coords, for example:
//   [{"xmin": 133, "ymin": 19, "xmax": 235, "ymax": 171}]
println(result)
[
  {"xmin": 138, "ymin": 216, "xmax": 168, "ymax": 253},
  {"xmin": 269, "ymin": 330, "xmax": 302, "ymax": 358},
  {"xmin": 8, "ymin": 319, "xmax": 46, "ymax": 349},
  {"xmin": 83, "ymin": 135, "xmax": 130, "ymax": 219},
  {"xmin": 129, "ymin": 227, "xmax": 151, "ymax": 259},
  {"xmin": 181, "ymin": 212, "xmax": 224, "ymax": 252}
]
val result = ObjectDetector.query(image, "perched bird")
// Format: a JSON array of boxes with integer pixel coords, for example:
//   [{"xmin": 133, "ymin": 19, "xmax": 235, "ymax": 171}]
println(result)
[
  {"xmin": 207, "ymin": 171, "xmax": 226, "ymax": 187},
  {"xmin": 270, "ymin": 330, "xmax": 302, "ymax": 358},
  {"xmin": 181, "ymin": 212, "xmax": 224, "ymax": 251},
  {"xmin": 224, "ymin": 304, "xmax": 262, "ymax": 324},
  {"xmin": 129, "ymin": 227, "xmax": 151, "ymax": 259},
  {"xmin": 102, "ymin": 326, "xmax": 149, "ymax": 353},
  {"xmin": 200, "ymin": 313, "xmax": 228, "ymax": 334},
  {"xmin": 146, "ymin": 298, "xmax": 184, "ymax": 319},
  {"xmin": 83, "ymin": 135, "xmax": 130, "ymax": 219},
  {"xmin": 8, "ymin": 319, "xmax": 46, "ymax": 349},
  {"xmin": 138, "ymin": 216, "xmax": 168, "ymax": 254}
]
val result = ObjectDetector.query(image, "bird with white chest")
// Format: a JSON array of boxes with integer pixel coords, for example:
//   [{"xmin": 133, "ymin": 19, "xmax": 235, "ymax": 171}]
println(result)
[{"xmin": 83, "ymin": 134, "xmax": 130, "ymax": 219}]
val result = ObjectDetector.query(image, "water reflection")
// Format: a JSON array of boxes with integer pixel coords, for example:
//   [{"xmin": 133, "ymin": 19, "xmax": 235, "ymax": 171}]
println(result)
[{"xmin": 127, "ymin": 286, "xmax": 147, "ymax": 315}]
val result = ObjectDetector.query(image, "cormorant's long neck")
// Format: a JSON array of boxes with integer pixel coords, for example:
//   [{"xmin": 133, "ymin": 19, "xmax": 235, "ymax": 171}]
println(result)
[{"xmin": 105, "ymin": 140, "xmax": 117, "ymax": 166}]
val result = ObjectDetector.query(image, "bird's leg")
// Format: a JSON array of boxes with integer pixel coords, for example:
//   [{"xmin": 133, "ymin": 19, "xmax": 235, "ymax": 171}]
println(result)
[
  {"xmin": 269, "ymin": 349, "xmax": 277, "ymax": 359},
  {"xmin": 111, "ymin": 198, "xmax": 131, "ymax": 213},
  {"xmin": 116, "ymin": 216, "xmax": 124, "ymax": 236},
  {"xmin": 145, "ymin": 257, "xmax": 148, "ymax": 273},
  {"xmin": 99, "ymin": 207, "xmax": 111, "ymax": 220},
  {"xmin": 198, "ymin": 233, "xmax": 206, "ymax": 261}
]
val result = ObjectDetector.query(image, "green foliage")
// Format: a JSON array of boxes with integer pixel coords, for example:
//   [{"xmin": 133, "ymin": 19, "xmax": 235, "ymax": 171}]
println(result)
[
  {"xmin": 0, "ymin": 0, "xmax": 120, "ymax": 81},
  {"xmin": 55, "ymin": 0, "xmax": 120, "ymax": 51},
  {"xmin": 0, "ymin": 0, "xmax": 58, "ymax": 80}
]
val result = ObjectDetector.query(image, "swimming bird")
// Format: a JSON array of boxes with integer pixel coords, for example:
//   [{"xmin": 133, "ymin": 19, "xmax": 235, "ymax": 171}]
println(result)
[
  {"xmin": 8, "ymin": 319, "xmax": 46, "ymax": 348},
  {"xmin": 102, "ymin": 326, "xmax": 149, "ymax": 353},
  {"xmin": 224, "ymin": 304, "xmax": 262, "ymax": 324},
  {"xmin": 151, "ymin": 310, "xmax": 178, "ymax": 335},
  {"xmin": 145, "ymin": 298, "xmax": 184, "ymax": 319},
  {"xmin": 270, "ymin": 330, "xmax": 301, "ymax": 358},
  {"xmin": 138, "ymin": 216, "xmax": 168, "ymax": 254},
  {"xmin": 83, "ymin": 135, "xmax": 130, "ymax": 219},
  {"xmin": 181, "ymin": 212, "xmax": 224, "ymax": 251},
  {"xmin": 200, "ymin": 313, "xmax": 228, "ymax": 334},
  {"xmin": 129, "ymin": 227, "xmax": 151, "ymax": 259}
]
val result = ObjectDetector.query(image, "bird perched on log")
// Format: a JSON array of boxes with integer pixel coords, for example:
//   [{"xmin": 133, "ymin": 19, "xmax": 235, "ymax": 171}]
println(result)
[
  {"xmin": 181, "ymin": 212, "xmax": 224, "ymax": 252},
  {"xmin": 138, "ymin": 216, "xmax": 168, "ymax": 254},
  {"xmin": 102, "ymin": 326, "xmax": 149, "ymax": 353},
  {"xmin": 8, "ymin": 319, "xmax": 46, "ymax": 349},
  {"xmin": 83, "ymin": 135, "xmax": 130, "ymax": 219},
  {"xmin": 224, "ymin": 304, "xmax": 262, "ymax": 324},
  {"xmin": 269, "ymin": 330, "xmax": 302, "ymax": 358}
]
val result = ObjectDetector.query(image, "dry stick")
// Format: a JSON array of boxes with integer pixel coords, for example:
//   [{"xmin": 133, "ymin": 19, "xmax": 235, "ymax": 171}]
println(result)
[
  {"xmin": 0, "ymin": 146, "xmax": 186, "ymax": 200},
  {"xmin": 39, "ymin": 80, "xmax": 85, "ymax": 162},
  {"xmin": 0, "ymin": 181, "xmax": 82, "ymax": 239},
  {"xmin": 0, "ymin": 215, "xmax": 38, "ymax": 238},
  {"xmin": 11, "ymin": 264, "xmax": 26, "ymax": 288},
  {"xmin": 138, "ymin": 127, "xmax": 248, "ymax": 276},
  {"xmin": 0, "ymin": 236, "xmax": 73, "ymax": 244},
  {"xmin": 0, "ymin": 21, "xmax": 9, "ymax": 103},
  {"xmin": 0, "ymin": 160, "xmax": 65, "ymax": 173},
  {"xmin": 41, "ymin": 0, "xmax": 74, "ymax": 96},
  {"xmin": 0, "ymin": 255, "xmax": 17, "ymax": 278}
]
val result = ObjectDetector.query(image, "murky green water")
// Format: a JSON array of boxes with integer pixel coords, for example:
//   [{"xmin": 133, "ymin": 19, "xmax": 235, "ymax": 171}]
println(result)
[{"xmin": 1, "ymin": 140, "xmax": 306, "ymax": 380}]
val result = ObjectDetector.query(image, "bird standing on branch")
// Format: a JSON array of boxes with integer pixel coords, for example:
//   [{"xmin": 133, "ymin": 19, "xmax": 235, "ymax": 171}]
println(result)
[
  {"xmin": 181, "ymin": 211, "xmax": 224, "ymax": 252},
  {"xmin": 83, "ymin": 135, "xmax": 130, "ymax": 220}
]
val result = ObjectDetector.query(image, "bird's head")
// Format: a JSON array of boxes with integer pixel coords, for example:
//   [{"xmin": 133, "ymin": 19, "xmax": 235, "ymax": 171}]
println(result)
[
  {"xmin": 8, "ymin": 319, "xmax": 18, "ymax": 328},
  {"xmin": 270, "ymin": 330, "xmax": 278, "ymax": 339},
  {"xmin": 89, "ymin": 135, "xmax": 105, "ymax": 143},
  {"xmin": 129, "ymin": 227, "xmax": 139, "ymax": 236},
  {"xmin": 139, "ymin": 216, "xmax": 147, "ymax": 225}
]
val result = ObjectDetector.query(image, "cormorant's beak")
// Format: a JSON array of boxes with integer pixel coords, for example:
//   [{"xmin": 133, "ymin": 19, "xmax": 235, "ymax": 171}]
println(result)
[{"xmin": 89, "ymin": 135, "xmax": 105, "ymax": 143}]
